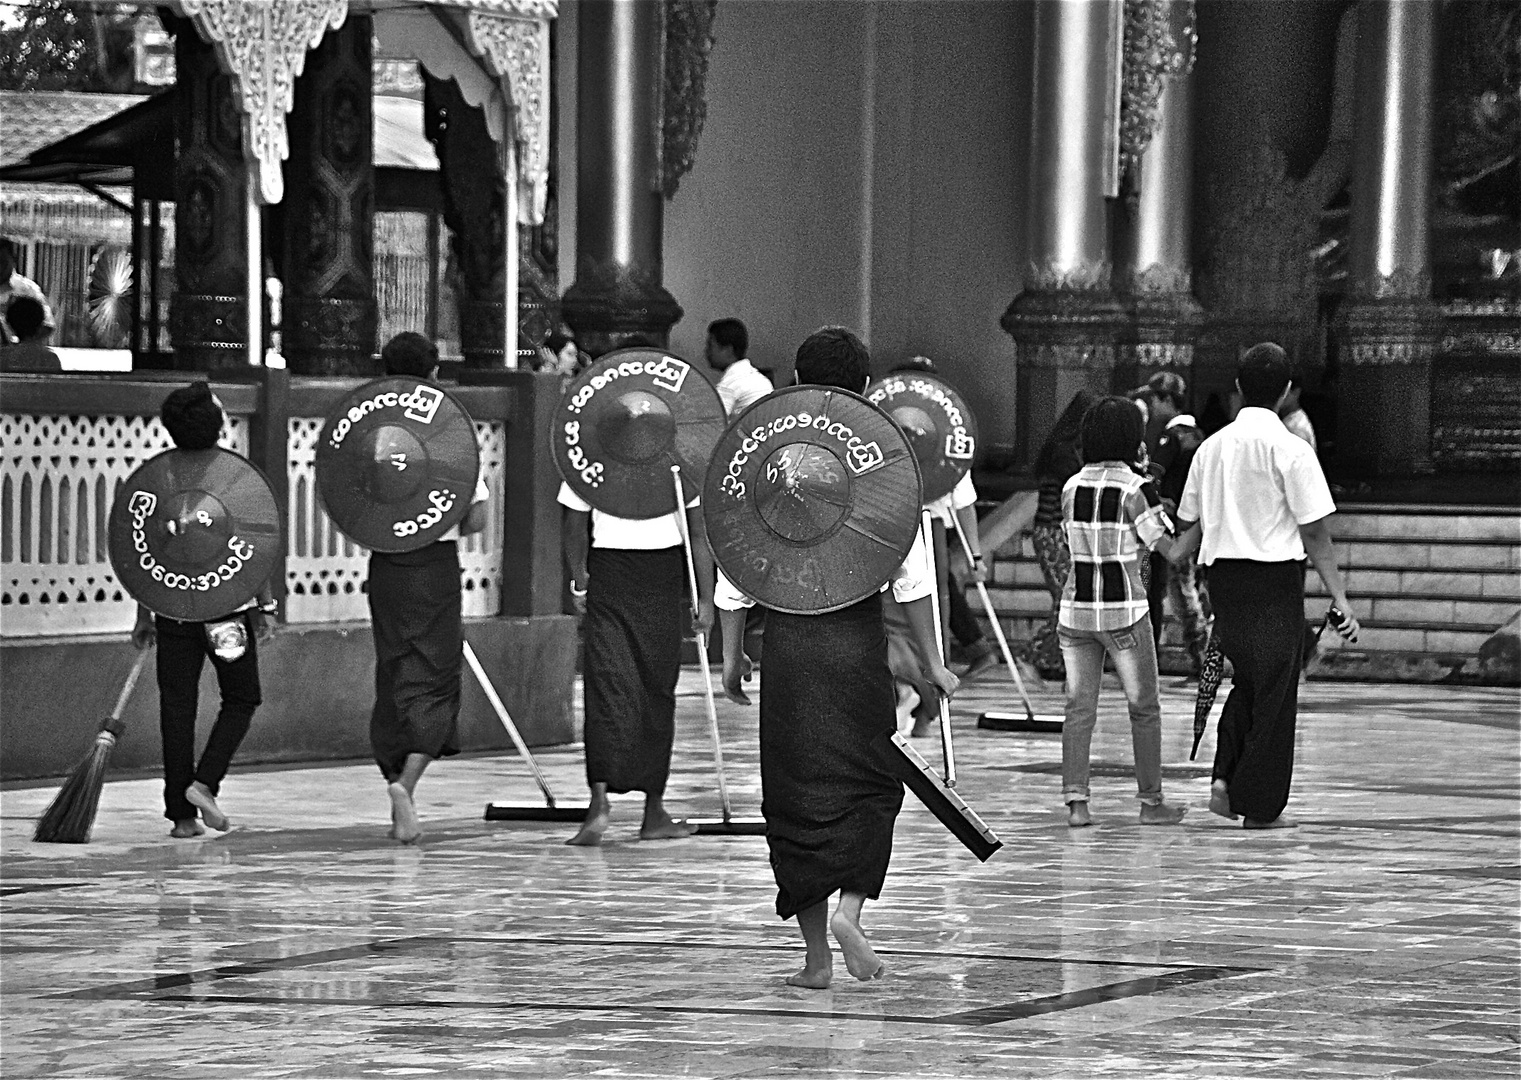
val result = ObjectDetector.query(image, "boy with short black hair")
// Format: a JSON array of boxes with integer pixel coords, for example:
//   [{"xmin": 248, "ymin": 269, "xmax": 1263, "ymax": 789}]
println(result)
[
  {"xmin": 1058, "ymin": 395, "xmax": 1187, "ymax": 828},
  {"xmin": 132, "ymin": 382, "xmax": 273, "ymax": 837}
]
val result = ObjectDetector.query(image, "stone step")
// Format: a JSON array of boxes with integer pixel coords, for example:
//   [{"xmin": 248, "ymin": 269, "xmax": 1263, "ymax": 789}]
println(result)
[
  {"xmin": 1316, "ymin": 623, "xmax": 1493, "ymax": 656},
  {"xmin": 1332, "ymin": 540, "xmax": 1518, "ymax": 571},
  {"xmin": 992, "ymin": 558, "xmax": 1520, "ymax": 602},
  {"xmin": 1300, "ymin": 592, "xmax": 1517, "ymax": 628},
  {"xmin": 1332, "ymin": 508, "xmax": 1519, "ymax": 542},
  {"xmin": 1305, "ymin": 567, "xmax": 1520, "ymax": 600},
  {"xmin": 978, "ymin": 588, "xmax": 1513, "ymax": 638}
]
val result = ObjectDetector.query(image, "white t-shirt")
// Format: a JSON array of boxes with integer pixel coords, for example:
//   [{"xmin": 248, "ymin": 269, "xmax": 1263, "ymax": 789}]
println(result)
[
  {"xmin": 926, "ymin": 471, "xmax": 977, "ymax": 525},
  {"xmin": 1178, "ymin": 407, "xmax": 1336, "ymax": 565},
  {"xmin": 714, "ymin": 527, "xmax": 934, "ymax": 610},
  {"xmin": 714, "ymin": 358, "xmax": 773, "ymax": 417},
  {"xmin": 557, "ymin": 480, "xmax": 693, "ymax": 550}
]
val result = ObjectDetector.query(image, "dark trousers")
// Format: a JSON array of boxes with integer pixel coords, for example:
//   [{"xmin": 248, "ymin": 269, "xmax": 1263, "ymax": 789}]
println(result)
[
  {"xmin": 1208, "ymin": 560, "xmax": 1304, "ymax": 823},
  {"xmin": 947, "ymin": 573, "xmax": 986, "ymax": 649},
  {"xmin": 155, "ymin": 613, "xmax": 261, "ymax": 822}
]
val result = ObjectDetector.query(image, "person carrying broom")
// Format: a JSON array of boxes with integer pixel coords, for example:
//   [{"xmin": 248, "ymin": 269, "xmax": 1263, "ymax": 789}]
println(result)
[{"xmin": 131, "ymin": 383, "xmax": 276, "ymax": 838}]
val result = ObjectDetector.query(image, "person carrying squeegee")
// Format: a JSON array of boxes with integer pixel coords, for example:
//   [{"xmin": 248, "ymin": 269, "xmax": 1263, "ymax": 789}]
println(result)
[
  {"xmin": 365, "ymin": 334, "xmax": 491, "ymax": 845},
  {"xmin": 559, "ymin": 419, "xmax": 717, "ymax": 848},
  {"xmin": 716, "ymin": 328, "xmax": 960, "ymax": 990}
]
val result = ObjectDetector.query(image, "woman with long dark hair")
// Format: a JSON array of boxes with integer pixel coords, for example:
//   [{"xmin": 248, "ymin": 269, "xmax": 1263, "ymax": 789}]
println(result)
[{"xmin": 1027, "ymin": 390, "xmax": 1098, "ymax": 680}]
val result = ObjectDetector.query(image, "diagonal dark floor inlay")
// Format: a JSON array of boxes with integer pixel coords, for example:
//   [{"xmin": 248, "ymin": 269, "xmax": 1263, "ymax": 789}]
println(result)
[{"xmin": 49, "ymin": 934, "xmax": 1263, "ymax": 1027}]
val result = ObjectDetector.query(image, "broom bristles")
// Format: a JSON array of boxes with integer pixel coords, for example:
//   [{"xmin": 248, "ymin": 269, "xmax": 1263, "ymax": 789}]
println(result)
[{"xmin": 33, "ymin": 729, "xmax": 119, "ymax": 844}]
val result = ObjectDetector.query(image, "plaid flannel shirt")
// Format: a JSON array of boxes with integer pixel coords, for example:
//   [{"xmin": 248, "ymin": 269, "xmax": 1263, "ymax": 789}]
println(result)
[{"xmin": 1059, "ymin": 463, "xmax": 1174, "ymax": 632}]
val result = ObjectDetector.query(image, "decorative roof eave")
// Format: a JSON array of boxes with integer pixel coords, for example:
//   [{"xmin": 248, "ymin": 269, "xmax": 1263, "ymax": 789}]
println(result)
[
  {"xmin": 459, "ymin": 8, "xmax": 552, "ymax": 224},
  {"xmin": 156, "ymin": 0, "xmax": 555, "ymax": 219},
  {"xmin": 175, "ymin": 0, "xmax": 348, "ymax": 205}
]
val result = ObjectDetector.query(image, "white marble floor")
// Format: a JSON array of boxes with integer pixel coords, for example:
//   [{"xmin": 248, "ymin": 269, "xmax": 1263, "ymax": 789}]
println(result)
[{"xmin": 2, "ymin": 668, "xmax": 1517, "ymax": 1078}]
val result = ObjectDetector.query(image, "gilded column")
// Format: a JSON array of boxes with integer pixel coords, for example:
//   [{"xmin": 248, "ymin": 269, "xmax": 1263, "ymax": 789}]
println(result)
[
  {"xmin": 1335, "ymin": 0, "xmax": 1441, "ymax": 474},
  {"xmin": 169, "ymin": 23, "xmax": 248, "ymax": 372},
  {"xmin": 1192, "ymin": 0, "xmax": 1345, "ymax": 426},
  {"xmin": 561, "ymin": 0, "xmax": 682, "ymax": 356},
  {"xmin": 1116, "ymin": 0, "xmax": 1202, "ymax": 395},
  {"xmin": 283, "ymin": 16, "xmax": 379, "ymax": 375},
  {"xmin": 1002, "ymin": 0, "xmax": 1127, "ymax": 464}
]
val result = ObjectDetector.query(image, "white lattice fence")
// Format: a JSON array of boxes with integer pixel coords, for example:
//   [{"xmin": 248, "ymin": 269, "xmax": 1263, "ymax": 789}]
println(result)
[
  {"xmin": 284, "ymin": 417, "xmax": 505, "ymax": 623},
  {"xmin": 1, "ymin": 413, "xmax": 249, "ymax": 637}
]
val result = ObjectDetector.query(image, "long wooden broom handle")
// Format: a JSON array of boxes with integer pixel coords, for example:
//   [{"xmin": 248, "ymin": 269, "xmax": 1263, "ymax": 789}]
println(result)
[
  {"xmin": 462, "ymin": 640, "xmax": 559, "ymax": 808},
  {"xmin": 112, "ymin": 649, "xmax": 152, "ymax": 721},
  {"xmin": 923, "ymin": 511, "xmax": 956, "ymax": 788},
  {"xmin": 950, "ymin": 516, "xmax": 1038, "ymax": 723},
  {"xmin": 671, "ymin": 466, "xmax": 733, "ymax": 821}
]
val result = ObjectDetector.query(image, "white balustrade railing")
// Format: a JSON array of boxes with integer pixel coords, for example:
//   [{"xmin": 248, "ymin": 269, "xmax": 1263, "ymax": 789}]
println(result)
[
  {"xmin": 2, "ymin": 410, "xmax": 505, "ymax": 637},
  {"xmin": 284, "ymin": 416, "xmax": 506, "ymax": 623},
  {"xmin": 1, "ymin": 412, "xmax": 248, "ymax": 637}
]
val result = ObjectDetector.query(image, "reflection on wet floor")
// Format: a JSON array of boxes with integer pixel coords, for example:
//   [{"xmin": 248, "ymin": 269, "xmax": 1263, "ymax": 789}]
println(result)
[{"xmin": 1, "ymin": 674, "xmax": 1518, "ymax": 1077}]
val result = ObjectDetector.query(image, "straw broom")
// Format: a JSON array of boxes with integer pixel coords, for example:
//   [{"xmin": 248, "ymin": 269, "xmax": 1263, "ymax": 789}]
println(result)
[{"xmin": 33, "ymin": 648, "xmax": 151, "ymax": 844}]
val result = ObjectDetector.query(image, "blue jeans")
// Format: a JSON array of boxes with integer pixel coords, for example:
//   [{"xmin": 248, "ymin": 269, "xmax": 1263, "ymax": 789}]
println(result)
[{"xmin": 1058, "ymin": 614, "xmax": 1163, "ymax": 805}]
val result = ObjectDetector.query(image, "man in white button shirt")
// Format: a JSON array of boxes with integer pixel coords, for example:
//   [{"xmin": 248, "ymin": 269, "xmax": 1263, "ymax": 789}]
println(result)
[
  {"xmin": 706, "ymin": 318, "xmax": 773, "ymax": 416},
  {"xmin": 1172, "ymin": 343, "xmax": 1360, "ymax": 829},
  {"xmin": 708, "ymin": 317, "xmax": 773, "ymax": 704}
]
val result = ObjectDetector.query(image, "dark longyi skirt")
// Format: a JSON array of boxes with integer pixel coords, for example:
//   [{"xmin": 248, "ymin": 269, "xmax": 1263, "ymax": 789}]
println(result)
[
  {"xmin": 583, "ymin": 545, "xmax": 685, "ymax": 796},
  {"xmin": 368, "ymin": 541, "xmax": 463, "ymax": 779},
  {"xmin": 761, "ymin": 593, "xmax": 904, "ymax": 920}
]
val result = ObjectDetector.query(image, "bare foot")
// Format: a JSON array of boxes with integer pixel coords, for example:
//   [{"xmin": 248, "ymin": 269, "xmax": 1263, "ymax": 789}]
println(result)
[
  {"xmin": 1140, "ymin": 801, "xmax": 1187, "ymax": 825},
  {"xmin": 910, "ymin": 706, "xmax": 936, "ymax": 739},
  {"xmin": 722, "ymin": 654, "xmax": 753, "ymax": 705},
  {"xmin": 961, "ymin": 650, "xmax": 1000, "ymax": 681},
  {"xmin": 829, "ymin": 908, "xmax": 886, "ymax": 981},
  {"xmin": 1208, "ymin": 779, "xmax": 1238, "ymax": 820},
  {"xmin": 388, "ymin": 782, "xmax": 422, "ymax": 844},
  {"xmin": 1015, "ymin": 656, "xmax": 1049, "ymax": 688},
  {"xmin": 169, "ymin": 819, "xmax": 204, "ymax": 839},
  {"xmin": 1067, "ymin": 801, "xmax": 1092, "ymax": 827},
  {"xmin": 185, "ymin": 782, "xmax": 229, "ymax": 831},
  {"xmin": 1243, "ymin": 815, "xmax": 1297, "ymax": 830},
  {"xmin": 566, "ymin": 806, "xmax": 610, "ymax": 846},
  {"xmin": 639, "ymin": 813, "xmax": 697, "ymax": 841},
  {"xmin": 786, "ymin": 963, "xmax": 833, "ymax": 990}
]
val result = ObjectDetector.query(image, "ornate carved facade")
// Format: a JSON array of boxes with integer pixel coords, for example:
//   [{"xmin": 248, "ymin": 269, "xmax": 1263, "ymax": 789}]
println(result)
[
  {"xmin": 283, "ymin": 15, "xmax": 378, "ymax": 375},
  {"xmin": 168, "ymin": 22, "xmax": 248, "ymax": 371},
  {"xmin": 423, "ymin": 71, "xmax": 509, "ymax": 368}
]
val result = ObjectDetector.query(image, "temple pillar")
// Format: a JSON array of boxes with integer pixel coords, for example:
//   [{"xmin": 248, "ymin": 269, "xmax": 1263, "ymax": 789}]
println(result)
[
  {"xmin": 1116, "ymin": 0, "xmax": 1203, "ymax": 398},
  {"xmin": 423, "ymin": 72, "xmax": 509, "ymax": 369},
  {"xmin": 1002, "ymin": 0, "xmax": 1127, "ymax": 464},
  {"xmin": 1334, "ymin": 0, "xmax": 1441, "ymax": 474},
  {"xmin": 282, "ymin": 16, "xmax": 378, "ymax": 376},
  {"xmin": 561, "ymin": 0, "xmax": 681, "ymax": 356},
  {"xmin": 168, "ymin": 24, "xmax": 248, "ymax": 372},
  {"xmin": 1192, "ymin": 0, "xmax": 1346, "ymax": 428}
]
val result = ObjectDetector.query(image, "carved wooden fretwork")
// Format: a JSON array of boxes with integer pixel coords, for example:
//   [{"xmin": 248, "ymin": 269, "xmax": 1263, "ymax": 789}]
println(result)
[
  {"xmin": 464, "ymin": 9, "xmax": 553, "ymax": 225},
  {"xmin": 176, "ymin": 0, "xmax": 348, "ymax": 205}
]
